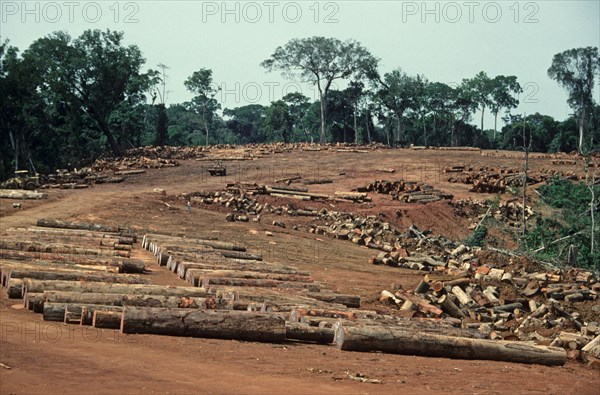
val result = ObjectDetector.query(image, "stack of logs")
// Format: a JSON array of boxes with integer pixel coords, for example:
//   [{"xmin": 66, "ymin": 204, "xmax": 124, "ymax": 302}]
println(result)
[
  {"xmin": 359, "ymin": 179, "xmax": 453, "ymax": 203},
  {"xmin": 141, "ymin": 233, "xmax": 361, "ymax": 311},
  {"xmin": 1, "ymin": 219, "xmax": 584, "ymax": 366},
  {"xmin": 449, "ymin": 199, "xmax": 534, "ymax": 231},
  {"xmin": 376, "ymin": 244, "xmax": 600, "ymax": 363},
  {"xmin": 91, "ymin": 156, "xmax": 179, "ymax": 172},
  {"xmin": 446, "ymin": 165, "xmax": 581, "ymax": 192}
]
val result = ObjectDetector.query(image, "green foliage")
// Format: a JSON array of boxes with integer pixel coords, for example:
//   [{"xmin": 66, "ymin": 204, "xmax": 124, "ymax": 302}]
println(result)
[
  {"xmin": 464, "ymin": 225, "xmax": 488, "ymax": 247},
  {"xmin": 261, "ymin": 36, "xmax": 378, "ymax": 143},
  {"xmin": 524, "ymin": 178, "xmax": 599, "ymax": 269}
]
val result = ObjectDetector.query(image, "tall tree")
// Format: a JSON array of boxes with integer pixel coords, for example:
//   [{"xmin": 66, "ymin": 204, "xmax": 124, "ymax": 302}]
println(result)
[
  {"xmin": 548, "ymin": 47, "xmax": 599, "ymax": 153},
  {"xmin": 153, "ymin": 63, "xmax": 169, "ymax": 146},
  {"xmin": 261, "ymin": 37, "xmax": 378, "ymax": 144},
  {"xmin": 464, "ymin": 71, "xmax": 493, "ymax": 132},
  {"xmin": 489, "ymin": 75, "xmax": 522, "ymax": 139},
  {"xmin": 371, "ymin": 69, "xmax": 425, "ymax": 145},
  {"xmin": 70, "ymin": 30, "xmax": 153, "ymax": 155},
  {"xmin": 263, "ymin": 100, "xmax": 293, "ymax": 142},
  {"xmin": 184, "ymin": 68, "xmax": 220, "ymax": 146}
]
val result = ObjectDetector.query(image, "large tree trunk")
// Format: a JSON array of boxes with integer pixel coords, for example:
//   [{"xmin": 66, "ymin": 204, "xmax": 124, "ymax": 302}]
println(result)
[
  {"xmin": 96, "ymin": 116, "xmax": 122, "ymax": 157},
  {"xmin": 480, "ymin": 104, "xmax": 485, "ymax": 132},
  {"xmin": 185, "ymin": 269, "xmax": 310, "ymax": 284},
  {"xmin": 36, "ymin": 218, "xmax": 128, "ymax": 234},
  {"xmin": 335, "ymin": 325, "xmax": 566, "ymax": 366},
  {"xmin": 41, "ymin": 291, "xmax": 212, "ymax": 310},
  {"xmin": 305, "ymin": 292, "xmax": 360, "ymax": 308},
  {"xmin": 0, "ymin": 190, "xmax": 47, "ymax": 199},
  {"xmin": 120, "ymin": 307, "xmax": 286, "ymax": 342},
  {"xmin": 579, "ymin": 108, "xmax": 585, "ymax": 153},
  {"xmin": 201, "ymin": 277, "xmax": 319, "ymax": 291},
  {"xmin": 319, "ymin": 91, "xmax": 327, "ymax": 145},
  {"xmin": 142, "ymin": 234, "xmax": 245, "ymax": 252},
  {"xmin": 6, "ymin": 269, "xmax": 148, "ymax": 284},
  {"xmin": 0, "ymin": 240, "xmax": 129, "ymax": 258},
  {"xmin": 42, "ymin": 302, "xmax": 123, "ymax": 323},
  {"xmin": 494, "ymin": 112, "xmax": 498, "ymax": 140},
  {"xmin": 23, "ymin": 279, "xmax": 207, "ymax": 298},
  {"xmin": 285, "ymin": 322, "xmax": 334, "ymax": 344}
]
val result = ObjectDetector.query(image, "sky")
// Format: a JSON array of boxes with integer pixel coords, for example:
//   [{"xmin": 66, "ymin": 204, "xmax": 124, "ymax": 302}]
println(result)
[{"xmin": 1, "ymin": 0, "xmax": 599, "ymax": 128}]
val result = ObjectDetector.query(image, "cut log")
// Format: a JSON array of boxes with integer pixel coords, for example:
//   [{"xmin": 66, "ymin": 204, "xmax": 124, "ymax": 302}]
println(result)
[
  {"xmin": 394, "ymin": 290, "xmax": 443, "ymax": 316},
  {"xmin": 452, "ymin": 286, "xmax": 473, "ymax": 305},
  {"xmin": 0, "ymin": 189, "xmax": 47, "ymax": 199},
  {"xmin": 143, "ymin": 234, "xmax": 246, "ymax": 251},
  {"xmin": 285, "ymin": 322, "xmax": 335, "ymax": 344},
  {"xmin": 36, "ymin": 218, "xmax": 124, "ymax": 233},
  {"xmin": 0, "ymin": 251, "xmax": 124, "ymax": 269},
  {"xmin": 42, "ymin": 302, "xmax": 123, "ymax": 323},
  {"xmin": 185, "ymin": 269, "xmax": 310, "ymax": 285},
  {"xmin": 0, "ymin": 240, "xmax": 128, "ymax": 257},
  {"xmin": 582, "ymin": 334, "xmax": 600, "ymax": 359},
  {"xmin": 93, "ymin": 310, "xmax": 125, "ymax": 329},
  {"xmin": 7, "ymin": 278, "xmax": 23, "ymax": 299},
  {"xmin": 120, "ymin": 307, "xmax": 286, "ymax": 342},
  {"xmin": 289, "ymin": 308, "xmax": 379, "ymax": 322},
  {"xmin": 335, "ymin": 325, "xmax": 566, "ymax": 366},
  {"xmin": 7, "ymin": 270, "xmax": 149, "ymax": 284},
  {"xmin": 306, "ymin": 293, "xmax": 360, "ymax": 308},
  {"xmin": 219, "ymin": 251, "xmax": 262, "ymax": 261},
  {"xmin": 120, "ymin": 259, "xmax": 146, "ymax": 274},
  {"xmin": 437, "ymin": 294, "xmax": 466, "ymax": 318},
  {"xmin": 42, "ymin": 291, "xmax": 214, "ymax": 310},
  {"xmin": 23, "ymin": 280, "xmax": 207, "ymax": 298},
  {"xmin": 201, "ymin": 277, "xmax": 319, "ymax": 291},
  {"xmin": 175, "ymin": 260, "xmax": 308, "ymax": 279}
]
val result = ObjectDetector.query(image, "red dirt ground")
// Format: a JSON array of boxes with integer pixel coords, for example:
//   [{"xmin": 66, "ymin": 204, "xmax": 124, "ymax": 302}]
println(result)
[{"xmin": 1, "ymin": 148, "xmax": 599, "ymax": 394}]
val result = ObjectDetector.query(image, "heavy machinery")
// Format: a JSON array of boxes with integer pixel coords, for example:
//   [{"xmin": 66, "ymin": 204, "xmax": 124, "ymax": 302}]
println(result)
[
  {"xmin": 207, "ymin": 160, "xmax": 227, "ymax": 176},
  {"xmin": 0, "ymin": 170, "xmax": 41, "ymax": 190}
]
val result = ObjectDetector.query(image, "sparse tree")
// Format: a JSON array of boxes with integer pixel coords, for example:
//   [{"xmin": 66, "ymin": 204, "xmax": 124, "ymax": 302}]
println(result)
[
  {"xmin": 261, "ymin": 37, "xmax": 378, "ymax": 144},
  {"xmin": 548, "ymin": 47, "xmax": 599, "ymax": 153},
  {"xmin": 184, "ymin": 69, "xmax": 220, "ymax": 146}
]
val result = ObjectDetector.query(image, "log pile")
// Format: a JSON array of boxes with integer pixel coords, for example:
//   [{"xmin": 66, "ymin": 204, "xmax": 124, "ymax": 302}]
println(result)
[
  {"xmin": 142, "ymin": 233, "xmax": 360, "ymax": 312},
  {"xmin": 375, "ymin": 246, "xmax": 599, "ymax": 363},
  {"xmin": 446, "ymin": 165, "xmax": 582, "ymax": 192},
  {"xmin": 91, "ymin": 156, "xmax": 179, "ymax": 172},
  {"xmin": 359, "ymin": 179, "xmax": 453, "ymax": 203}
]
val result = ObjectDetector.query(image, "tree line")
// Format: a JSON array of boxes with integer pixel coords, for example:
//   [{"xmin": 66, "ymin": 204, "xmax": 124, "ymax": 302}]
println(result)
[{"xmin": 1, "ymin": 30, "xmax": 598, "ymax": 178}]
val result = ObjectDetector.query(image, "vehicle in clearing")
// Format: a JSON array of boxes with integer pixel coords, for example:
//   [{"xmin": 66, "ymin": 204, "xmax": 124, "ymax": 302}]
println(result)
[
  {"xmin": 208, "ymin": 160, "xmax": 227, "ymax": 176},
  {"xmin": 0, "ymin": 170, "xmax": 41, "ymax": 190}
]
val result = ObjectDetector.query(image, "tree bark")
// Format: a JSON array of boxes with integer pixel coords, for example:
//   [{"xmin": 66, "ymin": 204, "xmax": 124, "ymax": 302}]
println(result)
[
  {"xmin": 305, "ymin": 292, "xmax": 360, "ymax": 308},
  {"xmin": 201, "ymin": 277, "xmax": 319, "ymax": 291},
  {"xmin": 23, "ymin": 279, "xmax": 207, "ymax": 298},
  {"xmin": 7, "ymin": 269, "xmax": 148, "ymax": 284},
  {"xmin": 286, "ymin": 322, "xmax": 334, "ymax": 344},
  {"xmin": 319, "ymin": 91, "xmax": 327, "ymax": 145},
  {"xmin": 143, "ymin": 234, "xmax": 245, "ymax": 252},
  {"xmin": 0, "ymin": 190, "xmax": 47, "ymax": 199},
  {"xmin": 42, "ymin": 302, "xmax": 123, "ymax": 323},
  {"xmin": 120, "ymin": 307, "xmax": 286, "ymax": 342},
  {"xmin": 0, "ymin": 240, "xmax": 128, "ymax": 257},
  {"xmin": 335, "ymin": 325, "xmax": 566, "ymax": 366},
  {"xmin": 93, "ymin": 310, "xmax": 124, "ymax": 329},
  {"xmin": 41, "ymin": 291, "xmax": 213, "ymax": 310}
]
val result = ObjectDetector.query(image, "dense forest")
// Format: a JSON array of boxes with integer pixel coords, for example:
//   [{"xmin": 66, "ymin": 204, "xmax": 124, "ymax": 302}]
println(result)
[{"xmin": 1, "ymin": 30, "xmax": 598, "ymax": 178}]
